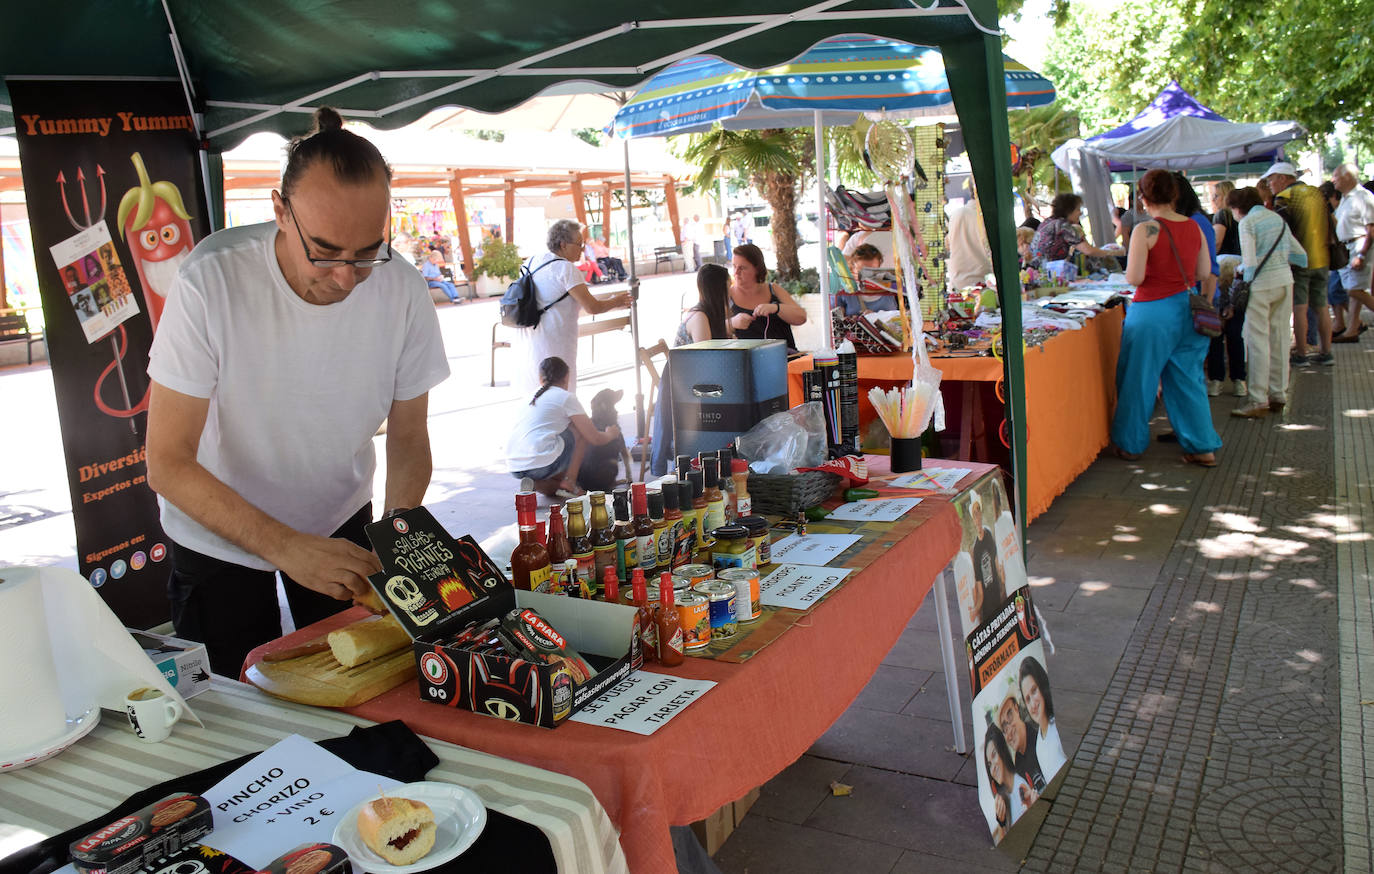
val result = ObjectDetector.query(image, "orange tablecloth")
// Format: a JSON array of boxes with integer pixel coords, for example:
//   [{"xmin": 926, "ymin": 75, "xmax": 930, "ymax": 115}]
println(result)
[
  {"xmin": 788, "ymin": 307, "xmax": 1123, "ymax": 522},
  {"xmin": 245, "ymin": 460, "xmax": 993, "ymax": 874}
]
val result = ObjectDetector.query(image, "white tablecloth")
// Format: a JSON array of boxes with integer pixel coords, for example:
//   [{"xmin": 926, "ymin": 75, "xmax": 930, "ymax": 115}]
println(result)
[{"xmin": 0, "ymin": 678, "xmax": 627, "ymax": 874}]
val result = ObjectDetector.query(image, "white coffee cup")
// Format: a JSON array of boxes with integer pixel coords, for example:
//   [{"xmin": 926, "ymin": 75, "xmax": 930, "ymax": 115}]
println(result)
[{"xmin": 124, "ymin": 686, "xmax": 183, "ymax": 742}]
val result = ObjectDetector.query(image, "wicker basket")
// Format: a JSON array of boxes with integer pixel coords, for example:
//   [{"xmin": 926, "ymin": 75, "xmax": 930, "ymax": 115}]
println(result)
[{"xmin": 748, "ymin": 471, "xmax": 843, "ymax": 517}]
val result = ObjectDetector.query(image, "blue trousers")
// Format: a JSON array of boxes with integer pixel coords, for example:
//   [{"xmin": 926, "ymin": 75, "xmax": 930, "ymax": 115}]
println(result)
[
  {"xmin": 428, "ymin": 279, "xmax": 459, "ymax": 302},
  {"xmin": 1111, "ymin": 293, "xmax": 1222, "ymax": 456}
]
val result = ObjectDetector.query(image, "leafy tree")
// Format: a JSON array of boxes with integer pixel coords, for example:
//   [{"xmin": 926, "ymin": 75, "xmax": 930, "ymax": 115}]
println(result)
[
  {"xmin": 680, "ymin": 127, "xmax": 814, "ymax": 279},
  {"xmin": 1008, "ymin": 103, "xmax": 1080, "ymax": 216},
  {"xmin": 1182, "ymin": 0, "xmax": 1374, "ymax": 150}
]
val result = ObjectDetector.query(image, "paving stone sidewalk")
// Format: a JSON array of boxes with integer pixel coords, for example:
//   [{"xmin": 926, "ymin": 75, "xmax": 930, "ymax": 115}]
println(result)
[{"xmin": 720, "ymin": 342, "xmax": 1374, "ymax": 874}]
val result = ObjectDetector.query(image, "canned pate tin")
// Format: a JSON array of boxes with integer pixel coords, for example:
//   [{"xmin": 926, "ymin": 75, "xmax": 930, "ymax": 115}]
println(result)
[
  {"xmin": 738, "ymin": 515, "xmax": 772, "ymax": 567},
  {"xmin": 718, "ymin": 568, "xmax": 761, "ymax": 622},
  {"xmin": 692, "ymin": 580, "xmax": 738, "ymax": 638},
  {"xmin": 677, "ymin": 591, "xmax": 711, "ymax": 650},
  {"xmin": 647, "ymin": 576, "xmax": 690, "ymax": 604},
  {"xmin": 675, "ymin": 563, "xmax": 715, "ymax": 587}
]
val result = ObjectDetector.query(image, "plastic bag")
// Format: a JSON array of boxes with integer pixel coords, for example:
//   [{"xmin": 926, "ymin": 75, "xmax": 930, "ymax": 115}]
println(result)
[{"xmin": 736, "ymin": 402, "xmax": 828, "ymax": 474}]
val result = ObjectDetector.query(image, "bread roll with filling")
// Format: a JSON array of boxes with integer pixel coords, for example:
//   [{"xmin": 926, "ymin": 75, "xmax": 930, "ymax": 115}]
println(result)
[
  {"xmin": 357, "ymin": 796, "xmax": 436, "ymax": 865},
  {"xmin": 328, "ymin": 615, "xmax": 410, "ymax": 668}
]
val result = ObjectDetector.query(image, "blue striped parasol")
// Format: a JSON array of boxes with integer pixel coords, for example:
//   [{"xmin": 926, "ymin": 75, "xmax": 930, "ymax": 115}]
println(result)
[{"xmin": 610, "ymin": 35, "xmax": 1055, "ymax": 139}]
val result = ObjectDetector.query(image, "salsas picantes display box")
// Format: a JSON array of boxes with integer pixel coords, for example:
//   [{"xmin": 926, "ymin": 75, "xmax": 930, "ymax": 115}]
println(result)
[{"xmin": 363, "ymin": 506, "xmax": 640, "ymax": 728}]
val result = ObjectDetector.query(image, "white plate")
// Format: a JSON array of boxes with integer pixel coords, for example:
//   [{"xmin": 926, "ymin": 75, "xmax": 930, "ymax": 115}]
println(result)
[
  {"xmin": 332, "ymin": 781, "xmax": 487, "ymax": 873},
  {"xmin": 0, "ymin": 707, "xmax": 99, "ymax": 772}
]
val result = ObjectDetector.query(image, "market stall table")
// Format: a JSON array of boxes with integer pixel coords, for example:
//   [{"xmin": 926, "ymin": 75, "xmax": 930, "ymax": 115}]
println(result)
[
  {"xmin": 245, "ymin": 460, "xmax": 995, "ymax": 874},
  {"xmin": 790, "ymin": 306, "xmax": 1123, "ymax": 521},
  {"xmin": 0, "ymin": 678, "xmax": 627, "ymax": 874}
]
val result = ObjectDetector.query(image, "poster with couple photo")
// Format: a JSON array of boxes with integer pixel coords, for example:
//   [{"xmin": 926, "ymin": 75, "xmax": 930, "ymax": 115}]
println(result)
[
  {"xmin": 972, "ymin": 641, "xmax": 1066, "ymax": 843},
  {"xmin": 50, "ymin": 220, "xmax": 139, "ymax": 343},
  {"xmin": 950, "ymin": 476, "xmax": 1028, "ymax": 639}
]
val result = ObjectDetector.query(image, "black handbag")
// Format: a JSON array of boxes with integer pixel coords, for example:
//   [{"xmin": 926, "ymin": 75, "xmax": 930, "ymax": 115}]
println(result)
[{"xmin": 1328, "ymin": 210, "xmax": 1350, "ymax": 270}]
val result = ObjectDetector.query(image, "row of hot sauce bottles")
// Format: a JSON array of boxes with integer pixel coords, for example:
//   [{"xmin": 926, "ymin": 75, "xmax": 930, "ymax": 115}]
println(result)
[{"xmin": 510, "ymin": 450, "xmax": 775, "ymax": 667}]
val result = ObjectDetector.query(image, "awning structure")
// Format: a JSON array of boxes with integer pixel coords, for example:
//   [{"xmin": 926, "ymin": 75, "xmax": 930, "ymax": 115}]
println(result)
[{"xmin": 1, "ymin": 0, "xmax": 1036, "ymax": 528}]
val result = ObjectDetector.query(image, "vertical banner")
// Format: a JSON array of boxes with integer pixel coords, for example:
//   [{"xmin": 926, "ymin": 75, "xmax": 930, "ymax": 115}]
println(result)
[
  {"xmin": 952, "ymin": 477, "xmax": 1066, "ymax": 844},
  {"xmin": 8, "ymin": 80, "xmax": 210, "ymax": 628}
]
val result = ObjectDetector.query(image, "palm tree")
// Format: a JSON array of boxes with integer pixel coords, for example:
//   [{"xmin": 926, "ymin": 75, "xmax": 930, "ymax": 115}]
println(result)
[
  {"xmin": 1007, "ymin": 104, "xmax": 1080, "ymax": 218},
  {"xmin": 681, "ymin": 127, "xmax": 814, "ymax": 279}
]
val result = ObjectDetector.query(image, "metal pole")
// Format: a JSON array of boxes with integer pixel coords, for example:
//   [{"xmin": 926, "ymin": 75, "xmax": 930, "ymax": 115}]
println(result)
[
  {"xmin": 934, "ymin": 568, "xmax": 969, "ymax": 754},
  {"xmin": 815, "ymin": 110, "xmax": 833, "ymax": 350},
  {"xmin": 623, "ymin": 138, "xmax": 645, "ymax": 445}
]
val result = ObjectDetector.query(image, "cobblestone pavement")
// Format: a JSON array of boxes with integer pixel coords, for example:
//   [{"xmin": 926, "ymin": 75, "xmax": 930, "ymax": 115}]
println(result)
[{"xmin": 1026, "ymin": 347, "xmax": 1371, "ymax": 873}]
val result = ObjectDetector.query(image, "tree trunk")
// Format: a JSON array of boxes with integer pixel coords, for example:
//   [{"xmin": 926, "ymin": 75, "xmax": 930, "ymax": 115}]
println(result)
[{"xmin": 759, "ymin": 169, "xmax": 801, "ymax": 280}]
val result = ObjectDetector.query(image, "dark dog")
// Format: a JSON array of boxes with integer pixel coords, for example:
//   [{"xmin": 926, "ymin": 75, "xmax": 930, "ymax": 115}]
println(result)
[{"xmin": 582, "ymin": 388, "xmax": 632, "ymax": 490}]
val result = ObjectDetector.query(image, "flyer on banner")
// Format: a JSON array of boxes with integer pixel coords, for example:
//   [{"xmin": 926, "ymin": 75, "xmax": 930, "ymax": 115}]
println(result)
[
  {"xmin": 768, "ymin": 532, "xmax": 862, "ymax": 565},
  {"xmin": 826, "ymin": 497, "xmax": 921, "ymax": 523},
  {"xmin": 757, "ymin": 563, "xmax": 853, "ymax": 610},
  {"xmin": 199, "ymin": 734, "xmax": 401, "ymax": 864},
  {"xmin": 572, "ymin": 672, "xmax": 717, "ymax": 735},
  {"xmin": 48, "ymin": 221, "xmax": 141, "ymax": 344}
]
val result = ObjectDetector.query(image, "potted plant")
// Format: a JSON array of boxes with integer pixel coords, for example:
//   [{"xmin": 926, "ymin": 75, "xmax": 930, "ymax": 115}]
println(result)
[
  {"xmin": 773, "ymin": 268, "xmax": 830, "ymax": 351},
  {"xmin": 472, "ymin": 239, "xmax": 522, "ymax": 297}
]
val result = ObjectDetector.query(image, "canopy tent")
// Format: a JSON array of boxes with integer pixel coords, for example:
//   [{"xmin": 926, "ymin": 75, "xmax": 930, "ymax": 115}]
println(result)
[
  {"xmin": 1, "ymin": 0, "xmax": 1033, "ymax": 528},
  {"xmin": 1051, "ymin": 82, "xmax": 1304, "ymax": 173}
]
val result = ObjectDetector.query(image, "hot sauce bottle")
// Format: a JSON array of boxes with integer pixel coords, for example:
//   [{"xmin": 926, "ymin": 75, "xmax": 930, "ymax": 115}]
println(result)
[
  {"xmin": 687, "ymin": 468, "xmax": 711, "ymax": 559},
  {"xmin": 602, "ymin": 564, "xmax": 620, "ymax": 605},
  {"xmin": 702, "ymin": 457, "xmax": 726, "ymax": 533},
  {"xmin": 661, "ymin": 476, "xmax": 684, "ymax": 570},
  {"xmin": 718, "ymin": 447, "xmax": 737, "ymax": 521},
  {"xmin": 631, "ymin": 567, "xmax": 656, "ymax": 666},
  {"xmin": 732, "ymin": 459, "xmax": 752, "ymax": 519},
  {"xmin": 567, "ymin": 500, "xmax": 595, "ymax": 598},
  {"xmin": 612, "ymin": 486, "xmax": 636, "ymax": 579},
  {"xmin": 655, "ymin": 571, "xmax": 685, "ymax": 666},
  {"xmin": 632, "ymin": 482, "xmax": 657, "ymax": 577},
  {"xmin": 649, "ymin": 487, "xmax": 671, "ymax": 573},
  {"xmin": 546, "ymin": 503, "xmax": 572, "ymax": 595},
  {"xmin": 589, "ymin": 490, "xmax": 617, "ymax": 588},
  {"xmin": 676, "ymin": 454, "xmax": 694, "ymax": 481},
  {"xmin": 675, "ymin": 480, "xmax": 698, "ymax": 568},
  {"xmin": 511, "ymin": 492, "xmax": 552, "ymax": 592}
]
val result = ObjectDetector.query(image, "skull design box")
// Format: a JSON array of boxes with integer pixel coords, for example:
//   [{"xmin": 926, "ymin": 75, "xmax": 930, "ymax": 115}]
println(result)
[{"xmin": 364, "ymin": 508, "xmax": 639, "ymax": 727}]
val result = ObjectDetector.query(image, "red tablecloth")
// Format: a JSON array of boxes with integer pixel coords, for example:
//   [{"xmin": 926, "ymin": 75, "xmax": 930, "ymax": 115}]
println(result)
[
  {"xmin": 245, "ymin": 460, "xmax": 993, "ymax": 874},
  {"xmin": 789, "ymin": 307, "xmax": 1123, "ymax": 522}
]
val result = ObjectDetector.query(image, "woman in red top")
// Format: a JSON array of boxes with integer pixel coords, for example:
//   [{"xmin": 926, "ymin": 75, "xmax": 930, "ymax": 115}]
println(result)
[{"xmin": 1110, "ymin": 169, "xmax": 1222, "ymax": 467}]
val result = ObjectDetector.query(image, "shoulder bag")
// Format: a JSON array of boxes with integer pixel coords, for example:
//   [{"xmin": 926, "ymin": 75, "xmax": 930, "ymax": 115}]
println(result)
[
  {"xmin": 1327, "ymin": 209, "xmax": 1350, "ymax": 270},
  {"xmin": 1229, "ymin": 221, "xmax": 1285, "ymax": 312},
  {"xmin": 1160, "ymin": 221, "xmax": 1222, "ymax": 338}
]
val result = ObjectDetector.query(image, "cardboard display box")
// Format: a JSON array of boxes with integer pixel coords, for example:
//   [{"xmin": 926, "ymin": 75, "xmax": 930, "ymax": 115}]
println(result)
[
  {"xmin": 363, "ymin": 508, "xmax": 640, "ymax": 728},
  {"xmin": 691, "ymin": 785, "xmax": 761, "ymax": 856},
  {"xmin": 670, "ymin": 338, "xmax": 788, "ymax": 459},
  {"xmin": 127, "ymin": 630, "xmax": 211, "ymax": 699}
]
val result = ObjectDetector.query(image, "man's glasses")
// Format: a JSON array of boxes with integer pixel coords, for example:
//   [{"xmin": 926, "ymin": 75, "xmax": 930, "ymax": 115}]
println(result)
[{"xmin": 286, "ymin": 199, "xmax": 392, "ymax": 269}]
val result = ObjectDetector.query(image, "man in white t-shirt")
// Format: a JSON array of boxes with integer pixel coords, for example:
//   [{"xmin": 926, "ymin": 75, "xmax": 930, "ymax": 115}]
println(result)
[{"xmin": 145, "ymin": 108, "xmax": 450, "ymax": 676}]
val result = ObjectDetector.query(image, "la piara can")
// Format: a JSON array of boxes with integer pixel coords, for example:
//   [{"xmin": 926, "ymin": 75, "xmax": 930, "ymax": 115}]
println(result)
[
  {"xmin": 676, "ymin": 591, "xmax": 711, "ymax": 650},
  {"xmin": 718, "ymin": 567, "xmax": 761, "ymax": 623},
  {"xmin": 674, "ymin": 563, "xmax": 715, "ymax": 587},
  {"xmin": 693, "ymin": 580, "xmax": 738, "ymax": 638}
]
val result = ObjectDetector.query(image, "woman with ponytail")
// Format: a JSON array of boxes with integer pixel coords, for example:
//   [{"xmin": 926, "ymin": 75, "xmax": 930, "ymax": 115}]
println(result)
[{"xmin": 505, "ymin": 356, "xmax": 623, "ymax": 498}]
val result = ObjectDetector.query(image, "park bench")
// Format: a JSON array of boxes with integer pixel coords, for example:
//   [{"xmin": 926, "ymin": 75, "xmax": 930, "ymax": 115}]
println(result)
[
  {"xmin": 653, "ymin": 245, "xmax": 685, "ymax": 273},
  {"xmin": 490, "ymin": 309, "xmax": 632, "ymax": 387},
  {"xmin": 0, "ymin": 312, "xmax": 44, "ymax": 365}
]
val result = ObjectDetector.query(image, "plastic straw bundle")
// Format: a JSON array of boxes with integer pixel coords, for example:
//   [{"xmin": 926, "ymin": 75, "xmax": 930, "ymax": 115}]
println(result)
[{"xmin": 868, "ymin": 363, "xmax": 942, "ymax": 439}]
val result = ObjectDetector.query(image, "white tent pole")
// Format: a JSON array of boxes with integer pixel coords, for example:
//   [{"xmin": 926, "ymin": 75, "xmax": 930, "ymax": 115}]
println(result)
[
  {"xmin": 815, "ymin": 110, "xmax": 833, "ymax": 350},
  {"xmin": 623, "ymin": 138, "xmax": 645, "ymax": 444}
]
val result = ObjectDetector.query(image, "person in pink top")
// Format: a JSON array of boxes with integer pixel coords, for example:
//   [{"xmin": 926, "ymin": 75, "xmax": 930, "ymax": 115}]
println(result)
[{"xmin": 1109, "ymin": 169, "xmax": 1222, "ymax": 467}]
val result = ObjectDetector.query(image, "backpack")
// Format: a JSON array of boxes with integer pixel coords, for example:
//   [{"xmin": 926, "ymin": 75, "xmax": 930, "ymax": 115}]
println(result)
[{"xmin": 499, "ymin": 257, "xmax": 568, "ymax": 328}]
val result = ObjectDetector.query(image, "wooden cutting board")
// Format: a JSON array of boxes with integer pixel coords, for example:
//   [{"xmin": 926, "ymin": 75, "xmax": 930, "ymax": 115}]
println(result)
[{"xmin": 246, "ymin": 640, "xmax": 416, "ymax": 707}]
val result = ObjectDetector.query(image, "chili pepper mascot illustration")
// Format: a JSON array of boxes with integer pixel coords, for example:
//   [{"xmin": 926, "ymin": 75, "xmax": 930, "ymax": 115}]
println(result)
[{"xmin": 117, "ymin": 151, "xmax": 193, "ymax": 332}]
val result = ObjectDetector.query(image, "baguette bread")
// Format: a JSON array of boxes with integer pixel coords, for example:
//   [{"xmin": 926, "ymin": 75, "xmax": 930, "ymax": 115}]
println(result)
[
  {"xmin": 356, "ymin": 796, "xmax": 436, "ymax": 865},
  {"xmin": 353, "ymin": 587, "xmax": 387, "ymax": 615},
  {"xmin": 328, "ymin": 615, "xmax": 411, "ymax": 668}
]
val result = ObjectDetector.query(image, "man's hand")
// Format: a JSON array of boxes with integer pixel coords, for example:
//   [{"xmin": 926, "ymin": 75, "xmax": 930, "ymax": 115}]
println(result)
[
  {"xmin": 605, "ymin": 424, "xmax": 623, "ymax": 441},
  {"xmin": 1019, "ymin": 781, "xmax": 1039, "ymax": 809},
  {"xmin": 276, "ymin": 532, "xmax": 383, "ymax": 600},
  {"xmin": 1354, "ymin": 253, "xmax": 1366, "ymax": 270}
]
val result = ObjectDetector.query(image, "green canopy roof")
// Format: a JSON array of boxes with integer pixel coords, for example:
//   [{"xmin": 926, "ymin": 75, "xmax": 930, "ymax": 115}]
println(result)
[{"xmin": 1, "ymin": 0, "xmax": 1033, "ymax": 529}]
